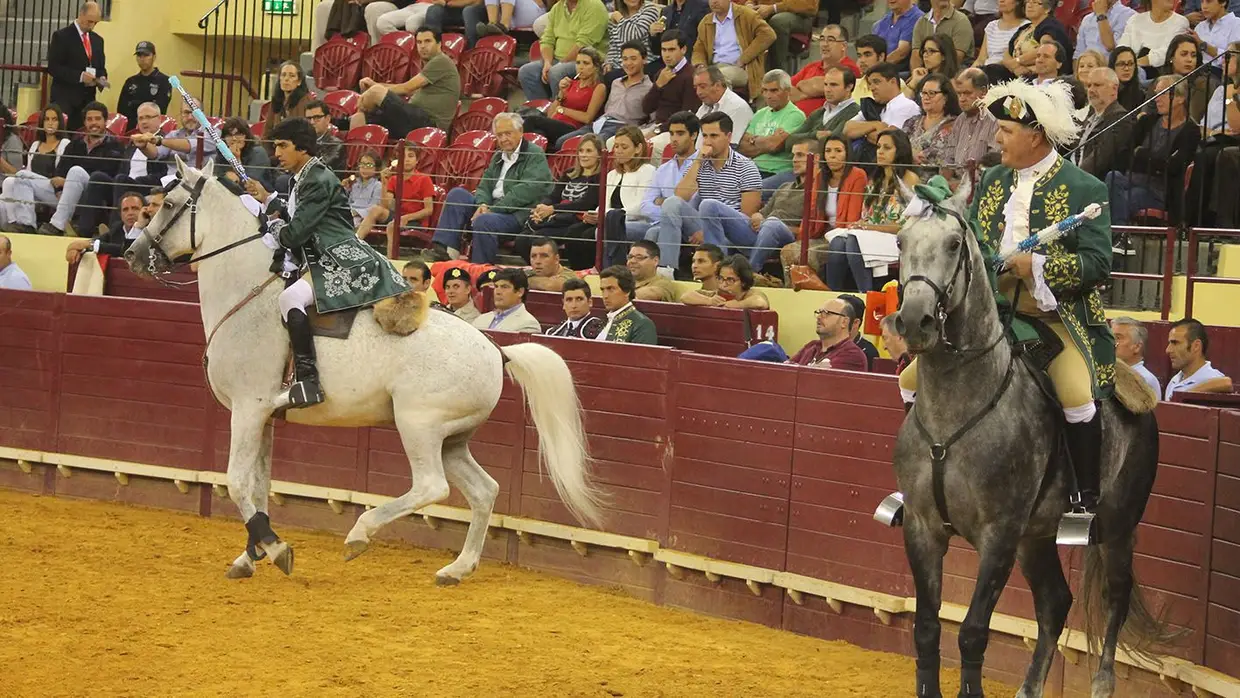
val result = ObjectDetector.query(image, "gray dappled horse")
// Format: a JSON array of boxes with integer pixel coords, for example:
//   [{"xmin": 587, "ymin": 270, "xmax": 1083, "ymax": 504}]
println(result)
[{"xmin": 889, "ymin": 179, "xmax": 1170, "ymax": 698}]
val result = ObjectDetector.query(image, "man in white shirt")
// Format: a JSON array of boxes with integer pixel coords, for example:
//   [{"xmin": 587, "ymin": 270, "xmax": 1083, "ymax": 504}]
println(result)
[
  {"xmin": 1031, "ymin": 42, "xmax": 1068, "ymax": 85},
  {"xmin": 1165, "ymin": 318, "xmax": 1234, "ymax": 399},
  {"xmin": 0, "ymin": 235, "xmax": 32, "ymax": 290},
  {"xmin": 692, "ymin": 64, "xmax": 754, "ymax": 146},
  {"xmin": 1117, "ymin": 0, "xmax": 1189, "ymax": 70},
  {"xmin": 1189, "ymin": 0, "xmax": 1240, "ymax": 66},
  {"xmin": 473, "ymin": 268, "xmax": 543, "ymax": 333},
  {"xmin": 1110, "ymin": 316, "xmax": 1162, "ymax": 397},
  {"xmin": 1075, "ymin": 0, "xmax": 1136, "ymax": 60},
  {"xmin": 843, "ymin": 62, "xmax": 921, "ymax": 145}
]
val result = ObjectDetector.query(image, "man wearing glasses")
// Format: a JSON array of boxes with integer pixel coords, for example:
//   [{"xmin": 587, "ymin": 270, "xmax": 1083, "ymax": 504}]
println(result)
[
  {"xmin": 302, "ymin": 100, "xmax": 347, "ymax": 176},
  {"xmin": 788, "ymin": 297, "xmax": 868, "ymax": 370},
  {"xmin": 788, "ymin": 25, "xmax": 861, "ymax": 115}
]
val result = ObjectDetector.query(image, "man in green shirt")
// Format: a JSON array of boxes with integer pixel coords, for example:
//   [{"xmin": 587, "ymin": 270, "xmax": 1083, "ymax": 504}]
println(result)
[
  {"xmin": 353, "ymin": 27, "xmax": 462, "ymax": 133},
  {"xmin": 737, "ymin": 69, "xmax": 807, "ymax": 178},
  {"xmin": 517, "ymin": 0, "xmax": 608, "ymax": 100}
]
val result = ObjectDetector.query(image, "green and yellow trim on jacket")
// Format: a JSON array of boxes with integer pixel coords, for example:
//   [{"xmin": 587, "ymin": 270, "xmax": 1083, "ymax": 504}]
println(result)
[{"xmin": 969, "ymin": 156, "xmax": 1116, "ymax": 398}]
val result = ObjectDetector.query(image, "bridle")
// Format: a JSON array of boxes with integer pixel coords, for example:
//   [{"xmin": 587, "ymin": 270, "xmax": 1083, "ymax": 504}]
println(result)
[
  {"xmin": 902, "ymin": 205, "xmax": 1005, "ymax": 361},
  {"xmin": 139, "ymin": 175, "xmax": 265, "ymax": 285}
]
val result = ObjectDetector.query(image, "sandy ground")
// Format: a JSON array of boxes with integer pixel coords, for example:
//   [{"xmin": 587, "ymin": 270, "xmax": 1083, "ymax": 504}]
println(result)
[{"xmin": 0, "ymin": 489, "xmax": 1012, "ymax": 698}]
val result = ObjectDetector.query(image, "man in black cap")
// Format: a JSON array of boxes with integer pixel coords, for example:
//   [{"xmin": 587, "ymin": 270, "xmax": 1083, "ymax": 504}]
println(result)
[
  {"xmin": 117, "ymin": 41, "xmax": 172, "ymax": 129},
  {"xmin": 443, "ymin": 266, "xmax": 480, "ymax": 323}
]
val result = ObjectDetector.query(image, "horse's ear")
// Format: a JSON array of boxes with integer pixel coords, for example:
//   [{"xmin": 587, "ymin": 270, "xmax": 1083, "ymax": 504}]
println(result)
[
  {"xmin": 945, "ymin": 172, "xmax": 973, "ymax": 214},
  {"xmin": 175, "ymin": 155, "xmax": 188, "ymax": 179},
  {"xmin": 201, "ymin": 157, "xmax": 216, "ymax": 180}
]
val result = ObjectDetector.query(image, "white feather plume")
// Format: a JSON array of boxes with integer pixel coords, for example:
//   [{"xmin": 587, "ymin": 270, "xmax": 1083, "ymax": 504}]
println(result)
[{"xmin": 983, "ymin": 79, "xmax": 1083, "ymax": 147}]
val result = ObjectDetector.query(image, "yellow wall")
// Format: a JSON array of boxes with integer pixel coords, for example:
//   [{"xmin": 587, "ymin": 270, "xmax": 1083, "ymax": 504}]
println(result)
[{"xmin": 4, "ymin": 232, "xmax": 70, "ymax": 293}]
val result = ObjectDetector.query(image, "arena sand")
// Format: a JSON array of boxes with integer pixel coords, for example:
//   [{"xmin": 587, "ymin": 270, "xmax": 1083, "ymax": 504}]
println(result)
[{"xmin": 0, "ymin": 489, "xmax": 1011, "ymax": 697}]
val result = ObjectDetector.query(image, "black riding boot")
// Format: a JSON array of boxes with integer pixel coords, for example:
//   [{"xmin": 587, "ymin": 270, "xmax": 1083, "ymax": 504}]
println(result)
[
  {"xmin": 1058, "ymin": 409, "xmax": 1101, "ymax": 545},
  {"xmin": 282, "ymin": 308, "xmax": 325, "ymax": 408}
]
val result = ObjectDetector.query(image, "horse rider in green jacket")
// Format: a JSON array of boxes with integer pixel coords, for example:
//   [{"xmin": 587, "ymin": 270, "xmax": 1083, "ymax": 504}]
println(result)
[{"xmin": 245, "ymin": 118, "xmax": 410, "ymax": 408}]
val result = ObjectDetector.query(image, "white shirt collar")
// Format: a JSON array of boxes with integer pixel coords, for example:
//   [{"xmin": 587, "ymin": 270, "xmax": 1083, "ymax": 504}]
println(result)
[
  {"xmin": 1018, "ymin": 148, "xmax": 1059, "ymax": 181},
  {"xmin": 75, "ymin": 21, "xmax": 88, "ymax": 36},
  {"xmin": 713, "ymin": 6, "xmax": 733, "ymax": 24},
  {"xmin": 500, "ymin": 148, "xmax": 520, "ymax": 165},
  {"xmin": 607, "ymin": 302, "xmax": 634, "ymax": 320}
]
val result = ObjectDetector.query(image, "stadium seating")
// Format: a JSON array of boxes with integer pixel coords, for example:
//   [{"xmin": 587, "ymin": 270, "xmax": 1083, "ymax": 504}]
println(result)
[
  {"xmin": 313, "ymin": 36, "xmax": 365, "ymax": 92},
  {"xmin": 549, "ymin": 134, "xmax": 583, "ymax": 179},
  {"xmin": 105, "ymin": 113, "xmax": 128, "ymax": 138},
  {"xmin": 452, "ymin": 97, "xmax": 508, "ymax": 135},
  {"xmin": 345, "ymin": 124, "xmax": 391, "ymax": 169},
  {"xmin": 440, "ymin": 129, "xmax": 496, "ymax": 192},
  {"xmin": 458, "ymin": 35, "xmax": 517, "ymax": 98},
  {"xmin": 322, "ymin": 90, "xmax": 361, "ymax": 119},
  {"xmin": 523, "ymin": 132, "xmax": 548, "ymax": 151},
  {"xmin": 363, "ymin": 36, "xmax": 417, "ymax": 86},
  {"xmin": 441, "ymin": 33, "xmax": 466, "ymax": 62}
]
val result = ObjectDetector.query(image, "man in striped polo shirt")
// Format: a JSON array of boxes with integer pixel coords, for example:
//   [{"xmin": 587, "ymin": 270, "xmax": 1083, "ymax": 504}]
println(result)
[{"xmin": 671, "ymin": 111, "xmax": 763, "ymax": 261}]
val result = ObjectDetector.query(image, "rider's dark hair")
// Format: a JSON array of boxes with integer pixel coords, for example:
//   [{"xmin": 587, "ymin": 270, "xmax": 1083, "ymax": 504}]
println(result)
[
  {"xmin": 562, "ymin": 277, "xmax": 591, "ymax": 298},
  {"xmin": 269, "ymin": 117, "xmax": 319, "ymax": 156},
  {"xmin": 599, "ymin": 265, "xmax": 637, "ymax": 300},
  {"xmin": 493, "ymin": 267, "xmax": 528, "ymax": 299},
  {"xmin": 1170, "ymin": 318, "xmax": 1210, "ymax": 356}
]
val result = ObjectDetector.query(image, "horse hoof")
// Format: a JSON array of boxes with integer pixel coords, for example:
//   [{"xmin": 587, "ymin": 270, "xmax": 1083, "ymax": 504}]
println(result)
[
  {"xmin": 434, "ymin": 572, "xmax": 461, "ymax": 587},
  {"xmin": 225, "ymin": 562, "xmax": 254, "ymax": 579},
  {"xmin": 269, "ymin": 542, "xmax": 294, "ymax": 576},
  {"xmin": 343, "ymin": 540, "xmax": 369, "ymax": 562}
]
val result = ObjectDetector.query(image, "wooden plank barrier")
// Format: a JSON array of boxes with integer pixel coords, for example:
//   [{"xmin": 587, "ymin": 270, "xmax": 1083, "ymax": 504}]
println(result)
[{"xmin": 4, "ymin": 287, "xmax": 1240, "ymax": 696}]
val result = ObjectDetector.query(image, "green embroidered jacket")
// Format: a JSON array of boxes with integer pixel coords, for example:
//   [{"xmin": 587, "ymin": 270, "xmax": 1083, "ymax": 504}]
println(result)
[
  {"xmin": 969, "ymin": 156, "xmax": 1116, "ymax": 398},
  {"xmin": 603, "ymin": 305, "xmax": 658, "ymax": 345},
  {"xmin": 278, "ymin": 159, "xmax": 409, "ymax": 313}
]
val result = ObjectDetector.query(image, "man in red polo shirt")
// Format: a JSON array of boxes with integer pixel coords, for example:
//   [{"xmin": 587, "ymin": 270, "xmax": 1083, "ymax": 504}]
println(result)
[
  {"xmin": 788, "ymin": 24, "xmax": 861, "ymax": 115},
  {"xmin": 788, "ymin": 296, "xmax": 869, "ymax": 370}
]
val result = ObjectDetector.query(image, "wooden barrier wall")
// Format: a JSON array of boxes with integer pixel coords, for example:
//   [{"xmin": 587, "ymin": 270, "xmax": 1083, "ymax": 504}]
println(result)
[{"xmin": 2, "ymin": 288, "xmax": 1240, "ymax": 695}]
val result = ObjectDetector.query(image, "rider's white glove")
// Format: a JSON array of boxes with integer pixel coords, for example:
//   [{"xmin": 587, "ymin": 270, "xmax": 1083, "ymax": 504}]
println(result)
[{"xmin": 262, "ymin": 232, "xmax": 280, "ymax": 250}]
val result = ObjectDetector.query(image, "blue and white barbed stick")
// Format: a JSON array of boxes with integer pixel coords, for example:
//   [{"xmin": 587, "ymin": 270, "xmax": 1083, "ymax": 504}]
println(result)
[
  {"xmin": 168, "ymin": 75, "xmax": 249, "ymax": 184},
  {"xmin": 993, "ymin": 202, "xmax": 1106, "ymax": 271}
]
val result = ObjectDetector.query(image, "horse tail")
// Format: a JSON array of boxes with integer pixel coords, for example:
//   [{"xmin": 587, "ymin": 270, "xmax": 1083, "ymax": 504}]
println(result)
[
  {"xmin": 500, "ymin": 342, "xmax": 606, "ymax": 528},
  {"xmin": 1081, "ymin": 535, "xmax": 1184, "ymax": 662}
]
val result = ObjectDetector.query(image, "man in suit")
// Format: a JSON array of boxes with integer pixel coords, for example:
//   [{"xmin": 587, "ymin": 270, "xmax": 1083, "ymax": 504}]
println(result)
[
  {"xmin": 596, "ymin": 265, "xmax": 658, "ymax": 344},
  {"xmin": 48, "ymin": 1, "xmax": 108, "ymax": 132},
  {"xmin": 547, "ymin": 278, "xmax": 604, "ymax": 338},
  {"xmin": 64, "ymin": 189, "xmax": 145, "ymax": 263},
  {"xmin": 1075, "ymin": 68, "xmax": 1132, "ymax": 179},
  {"xmin": 473, "ymin": 268, "xmax": 542, "ymax": 333}
]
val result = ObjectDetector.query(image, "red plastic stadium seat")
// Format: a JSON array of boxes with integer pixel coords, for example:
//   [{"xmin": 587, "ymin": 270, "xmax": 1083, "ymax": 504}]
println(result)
[
  {"xmin": 105, "ymin": 113, "xmax": 128, "ymax": 138},
  {"xmin": 363, "ymin": 40, "xmax": 416, "ymax": 85},
  {"xmin": 549, "ymin": 134, "xmax": 582, "ymax": 179},
  {"xmin": 662, "ymin": 142, "xmax": 676, "ymax": 162},
  {"xmin": 476, "ymin": 34, "xmax": 517, "ymax": 57},
  {"xmin": 500, "ymin": 42, "xmax": 539, "ymax": 90},
  {"xmin": 441, "ymin": 33, "xmax": 466, "ymax": 61},
  {"xmin": 250, "ymin": 121, "xmax": 265, "ymax": 139},
  {"xmin": 522, "ymin": 99, "xmax": 551, "ymax": 113},
  {"xmin": 440, "ymin": 129, "xmax": 496, "ymax": 192},
  {"xmin": 206, "ymin": 116, "xmax": 223, "ymax": 131},
  {"xmin": 523, "ymin": 132, "xmax": 548, "ymax": 151},
  {"xmin": 314, "ymin": 36, "xmax": 365, "ymax": 92},
  {"xmin": 380, "ymin": 30, "xmax": 416, "ymax": 47},
  {"xmin": 341, "ymin": 32, "xmax": 370, "ymax": 50},
  {"xmin": 322, "ymin": 90, "xmax": 362, "ymax": 119},
  {"xmin": 158, "ymin": 115, "xmax": 177, "ymax": 134},
  {"xmin": 452, "ymin": 97, "xmax": 508, "ymax": 135},
  {"xmin": 345, "ymin": 124, "xmax": 391, "ymax": 170},
  {"xmin": 405, "ymin": 126, "xmax": 448, "ymax": 176},
  {"xmin": 458, "ymin": 43, "xmax": 515, "ymax": 98}
]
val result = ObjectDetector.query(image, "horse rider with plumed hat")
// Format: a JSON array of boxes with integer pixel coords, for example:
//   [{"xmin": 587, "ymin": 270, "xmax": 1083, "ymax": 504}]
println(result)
[{"xmin": 891, "ymin": 80, "xmax": 1115, "ymax": 545}]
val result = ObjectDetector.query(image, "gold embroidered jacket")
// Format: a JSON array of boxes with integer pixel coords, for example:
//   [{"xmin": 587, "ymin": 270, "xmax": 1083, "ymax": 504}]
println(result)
[
  {"xmin": 602, "ymin": 305, "xmax": 658, "ymax": 345},
  {"xmin": 970, "ymin": 157, "xmax": 1116, "ymax": 398}
]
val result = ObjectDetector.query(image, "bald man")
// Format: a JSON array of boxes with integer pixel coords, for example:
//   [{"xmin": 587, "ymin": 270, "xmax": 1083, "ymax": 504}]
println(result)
[{"xmin": 48, "ymin": 2, "xmax": 108, "ymax": 131}]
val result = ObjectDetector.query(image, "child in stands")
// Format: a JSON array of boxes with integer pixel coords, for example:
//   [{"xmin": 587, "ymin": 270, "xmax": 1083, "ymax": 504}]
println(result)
[
  {"xmin": 379, "ymin": 143, "xmax": 435, "ymax": 252},
  {"xmin": 347, "ymin": 150, "xmax": 385, "ymax": 234}
]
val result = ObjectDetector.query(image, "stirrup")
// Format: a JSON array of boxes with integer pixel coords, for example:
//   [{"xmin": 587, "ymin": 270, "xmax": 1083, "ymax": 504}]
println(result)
[
  {"xmin": 873, "ymin": 491, "xmax": 905, "ymax": 527},
  {"xmin": 1057, "ymin": 510, "xmax": 1097, "ymax": 546},
  {"xmin": 278, "ymin": 379, "xmax": 325, "ymax": 408}
]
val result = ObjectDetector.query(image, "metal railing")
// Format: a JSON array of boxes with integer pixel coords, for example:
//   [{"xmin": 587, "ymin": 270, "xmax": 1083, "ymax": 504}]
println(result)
[
  {"xmin": 0, "ymin": 0, "xmax": 110, "ymax": 107},
  {"xmin": 197, "ymin": 0, "xmax": 314, "ymax": 117}
]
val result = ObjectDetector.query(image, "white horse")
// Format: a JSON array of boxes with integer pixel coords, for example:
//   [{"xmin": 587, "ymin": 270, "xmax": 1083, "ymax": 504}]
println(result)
[{"xmin": 125, "ymin": 160, "xmax": 603, "ymax": 581}]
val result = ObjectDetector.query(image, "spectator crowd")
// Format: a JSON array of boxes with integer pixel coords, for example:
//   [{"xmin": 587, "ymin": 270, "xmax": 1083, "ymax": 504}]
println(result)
[{"xmin": 0, "ymin": 0, "xmax": 1236, "ymax": 401}]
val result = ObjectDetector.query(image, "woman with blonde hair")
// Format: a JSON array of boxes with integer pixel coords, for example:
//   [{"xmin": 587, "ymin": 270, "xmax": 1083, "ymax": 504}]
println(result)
[
  {"xmin": 521, "ymin": 46, "xmax": 608, "ymax": 150},
  {"xmin": 602, "ymin": 125, "xmax": 657, "ymax": 267},
  {"xmin": 524, "ymin": 133, "xmax": 604, "ymax": 268},
  {"xmin": 1074, "ymin": 49, "xmax": 1106, "ymax": 82}
]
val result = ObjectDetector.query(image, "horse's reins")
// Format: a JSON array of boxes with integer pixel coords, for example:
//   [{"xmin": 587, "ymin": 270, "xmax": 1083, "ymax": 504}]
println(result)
[
  {"xmin": 140, "ymin": 176, "xmax": 267, "ymax": 286},
  {"xmin": 141, "ymin": 175, "xmax": 280, "ymax": 404},
  {"xmin": 903, "ymin": 204, "xmax": 1017, "ymax": 534}
]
